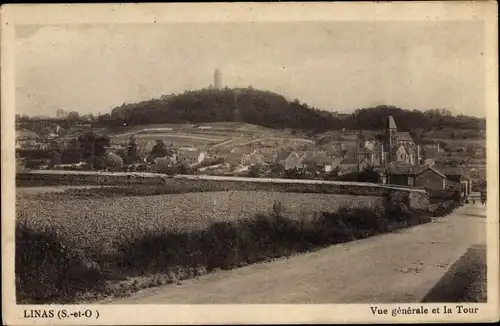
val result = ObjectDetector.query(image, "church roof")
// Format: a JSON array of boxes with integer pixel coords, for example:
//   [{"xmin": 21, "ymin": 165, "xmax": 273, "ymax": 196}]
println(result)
[{"xmin": 388, "ymin": 115, "xmax": 397, "ymax": 129}]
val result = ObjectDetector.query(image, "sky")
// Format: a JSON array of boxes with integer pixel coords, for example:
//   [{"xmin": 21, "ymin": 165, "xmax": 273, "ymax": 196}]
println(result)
[{"xmin": 15, "ymin": 21, "xmax": 486, "ymax": 117}]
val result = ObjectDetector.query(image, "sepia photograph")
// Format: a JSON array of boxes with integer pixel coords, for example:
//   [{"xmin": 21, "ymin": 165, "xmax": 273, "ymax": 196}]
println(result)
[{"xmin": 2, "ymin": 2, "xmax": 499, "ymax": 325}]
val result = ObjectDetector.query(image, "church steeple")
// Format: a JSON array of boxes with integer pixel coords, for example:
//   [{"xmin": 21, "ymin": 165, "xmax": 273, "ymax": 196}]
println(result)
[{"xmin": 388, "ymin": 115, "xmax": 397, "ymax": 147}]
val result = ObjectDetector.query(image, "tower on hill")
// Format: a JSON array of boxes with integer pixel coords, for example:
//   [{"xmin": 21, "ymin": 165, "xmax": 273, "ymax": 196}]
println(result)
[{"xmin": 214, "ymin": 68, "xmax": 222, "ymax": 90}]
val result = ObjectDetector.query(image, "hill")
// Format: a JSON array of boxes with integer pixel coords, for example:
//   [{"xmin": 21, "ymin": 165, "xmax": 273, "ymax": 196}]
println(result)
[
  {"xmin": 96, "ymin": 88, "xmax": 337, "ymax": 133},
  {"xmin": 84, "ymin": 87, "xmax": 486, "ymax": 133}
]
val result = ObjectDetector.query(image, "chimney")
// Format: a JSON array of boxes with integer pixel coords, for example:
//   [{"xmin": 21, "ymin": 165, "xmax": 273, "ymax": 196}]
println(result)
[{"xmin": 437, "ymin": 142, "xmax": 440, "ymax": 152}]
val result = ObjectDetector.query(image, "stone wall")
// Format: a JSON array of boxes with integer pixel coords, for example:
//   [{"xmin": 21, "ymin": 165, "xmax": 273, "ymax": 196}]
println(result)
[{"xmin": 409, "ymin": 190, "xmax": 430, "ymax": 210}]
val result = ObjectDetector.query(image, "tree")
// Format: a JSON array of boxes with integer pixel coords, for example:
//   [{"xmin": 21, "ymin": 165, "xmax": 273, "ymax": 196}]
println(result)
[
  {"xmin": 148, "ymin": 140, "xmax": 170, "ymax": 162},
  {"xmin": 67, "ymin": 111, "xmax": 80, "ymax": 120},
  {"xmin": 49, "ymin": 152, "xmax": 62, "ymax": 167},
  {"xmin": 77, "ymin": 132, "xmax": 110, "ymax": 168},
  {"xmin": 47, "ymin": 140, "xmax": 63, "ymax": 153},
  {"xmin": 61, "ymin": 139, "xmax": 82, "ymax": 164},
  {"xmin": 126, "ymin": 136, "xmax": 140, "ymax": 164},
  {"xmin": 82, "ymin": 113, "xmax": 95, "ymax": 121},
  {"xmin": 115, "ymin": 149, "xmax": 128, "ymax": 163},
  {"xmin": 105, "ymin": 152, "xmax": 124, "ymax": 170}
]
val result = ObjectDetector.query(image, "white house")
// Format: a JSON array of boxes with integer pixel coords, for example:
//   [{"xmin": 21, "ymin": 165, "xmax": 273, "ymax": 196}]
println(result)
[
  {"xmin": 284, "ymin": 152, "xmax": 306, "ymax": 171},
  {"xmin": 178, "ymin": 150, "xmax": 206, "ymax": 167}
]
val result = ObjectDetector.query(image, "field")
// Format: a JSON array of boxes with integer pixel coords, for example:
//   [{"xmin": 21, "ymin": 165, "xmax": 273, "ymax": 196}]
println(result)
[
  {"xmin": 16, "ymin": 191, "xmax": 380, "ymax": 255},
  {"xmin": 17, "ymin": 184, "xmax": 456, "ymax": 304},
  {"xmin": 109, "ymin": 122, "xmax": 314, "ymax": 151}
]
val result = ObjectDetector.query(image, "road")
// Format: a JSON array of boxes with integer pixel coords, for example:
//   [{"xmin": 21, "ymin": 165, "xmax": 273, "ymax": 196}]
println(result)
[{"xmin": 104, "ymin": 203, "xmax": 486, "ymax": 304}]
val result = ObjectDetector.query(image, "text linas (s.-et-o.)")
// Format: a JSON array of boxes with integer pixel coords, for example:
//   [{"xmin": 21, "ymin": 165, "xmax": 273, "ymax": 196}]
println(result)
[{"xmin": 370, "ymin": 305, "xmax": 479, "ymax": 317}]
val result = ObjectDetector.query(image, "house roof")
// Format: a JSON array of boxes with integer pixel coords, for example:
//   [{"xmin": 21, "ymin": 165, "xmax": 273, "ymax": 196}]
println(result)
[
  {"xmin": 416, "ymin": 166, "xmax": 447, "ymax": 179},
  {"xmin": 389, "ymin": 115, "xmax": 397, "ymax": 129},
  {"xmin": 427, "ymin": 164, "xmax": 471, "ymax": 179},
  {"xmin": 241, "ymin": 151, "xmax": 265, "ymax": 164},
  {"xmin": 303, "ymin": 151, "xmax": 331, "ymax": 165},
  {"xmin": 286, "ymin": 152, "xmax": 303, "ymax": 161}
]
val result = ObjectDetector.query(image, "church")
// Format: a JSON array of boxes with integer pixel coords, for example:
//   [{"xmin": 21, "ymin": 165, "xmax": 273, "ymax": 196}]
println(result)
[{"xmin": 355, "ymin": 115, "xmax": 421, "ymax": 169}]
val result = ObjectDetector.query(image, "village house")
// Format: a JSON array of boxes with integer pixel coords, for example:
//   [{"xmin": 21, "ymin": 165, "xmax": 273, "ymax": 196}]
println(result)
[
  {"xmin": 241, "ymin": 150, "xmax": 266, "ymax": 167},
  {"xmin": 144, "ymin": 140, "xmax": 157, "ymax": 152},
  {"xmin": 384, "ymin": 161, "xmax": 422, "ymax": 187},
  {"xmin": 154, "ymin": 154, "xmax": 177, "ymax": 165},
  {"xmin": 413, "ymin": 166, "xmax": 448, "ymax": 191},
  {"xmin": 177, "ymin": 150, "xmax": 206, "ymax": 167},
  {"xmin": 278, "ymin": 151, "xmax": 306, "ymax": 171},
  {"xmin": 337, "ymin": 157, "xmax": 360, "ymax": 175},
  {"xmin": 437, "ymin": 166, "xmax": 473, "ymax": 196},
  {"xmin": 303, "ymin": 151, "xmax": 334, "ymax": 173},
  {"xmin": 383, "ymin": 160, "xmax": 472, "ymax": 195}
]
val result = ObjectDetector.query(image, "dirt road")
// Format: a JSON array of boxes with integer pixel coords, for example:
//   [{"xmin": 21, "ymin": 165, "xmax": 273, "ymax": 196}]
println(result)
[{"xmin": 105, "ymin": 203, "xmax": 487, "ymax": 304}]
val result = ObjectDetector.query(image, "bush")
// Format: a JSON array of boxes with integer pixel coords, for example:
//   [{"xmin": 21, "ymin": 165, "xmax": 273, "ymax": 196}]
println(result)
[
  {"xmin": 16, "ymin": 222, "xmax": 107, "ymax": 304},
  {"xmin": 50, "ymin": 152, "xmax": 62, "ymax": 166},
  {"xmin": 24, "ymin": 159, "xmax": 47, "ymax": 169},
  {"xmin": 430, "ymin": 200, "xmax": 459, "ymax": 217},
  {"xmin": 248, "ymin": 164, "xmax": 263, "ymax": 178},
  {"xmin": 114, "ymin": 203, "xmax": 427, "ymax": 278}
]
